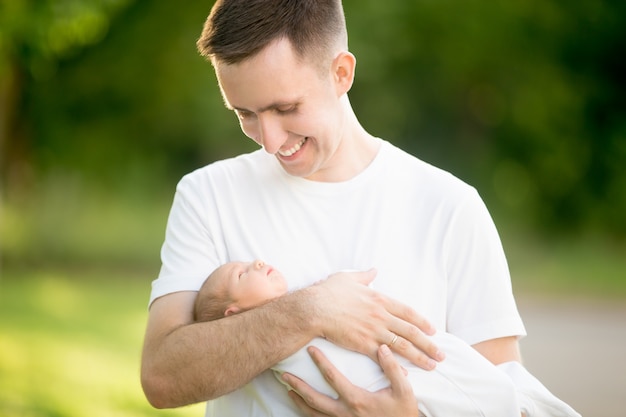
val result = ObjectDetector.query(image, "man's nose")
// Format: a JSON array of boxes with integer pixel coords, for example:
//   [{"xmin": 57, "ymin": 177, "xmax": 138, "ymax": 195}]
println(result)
[{"xmin": 258, "ymin": 115, "xmax": 287, "ymax": 155}]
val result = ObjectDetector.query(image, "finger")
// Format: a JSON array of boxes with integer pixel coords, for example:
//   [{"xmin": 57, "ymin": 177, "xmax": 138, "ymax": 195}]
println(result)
[
  {"xmin": 282, "ymin": 369, "xmax": 340, "ymax": 415},
  {"xmin": 384, "ymin": 300, "xmax": 446, "ymax": 360},
  {"xmin": 306, "ymin": 345, "xmax": 359, "ymax": 400},
  {"xmin": 354, "ymin": 267, "xmax": 377, "ymax": 286},
  {"xmin": 287, "ymin": 389, "xmax": 328, "ymax": 417},
  {"xmin": 385, "ymin": 300, "xmax": 436, "ymax": 336},
  {"xmin": 386, "ymin": 329, "xmax": 444, "ymax": 370},
  {"xmin": 377, "ymin": 344, "xmax": 414, "ymax": 397}
]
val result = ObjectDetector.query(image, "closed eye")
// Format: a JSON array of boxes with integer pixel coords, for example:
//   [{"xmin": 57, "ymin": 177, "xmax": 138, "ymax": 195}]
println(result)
[
  {"xmin": 276, "ymin": 105, "xmax": 297, "ymax": 114},
  {"xmin": 275, "ymin": 103, "xmax": 300, "ymax": 116}
]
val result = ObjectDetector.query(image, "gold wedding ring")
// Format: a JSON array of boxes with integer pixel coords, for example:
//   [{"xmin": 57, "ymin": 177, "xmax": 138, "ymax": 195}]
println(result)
[{"xmin": 388, "ymin": 333, "xmax": 398, "ymax": 347}]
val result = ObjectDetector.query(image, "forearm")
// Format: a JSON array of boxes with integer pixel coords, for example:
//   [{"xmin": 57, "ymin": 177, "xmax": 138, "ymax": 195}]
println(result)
[
  {"xmin": 472, "ymin": 336, "xmax": 522, "ymax": 365},
  {"xmin": 141, "ymin": 287, "xmax": 322, "ymax": 408}
]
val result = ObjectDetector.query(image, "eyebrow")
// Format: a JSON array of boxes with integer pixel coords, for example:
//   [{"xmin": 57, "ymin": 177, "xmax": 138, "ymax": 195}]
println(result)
[{"xmin": 230, "ymin": 99, "xmax": 300, "ymax": 114}]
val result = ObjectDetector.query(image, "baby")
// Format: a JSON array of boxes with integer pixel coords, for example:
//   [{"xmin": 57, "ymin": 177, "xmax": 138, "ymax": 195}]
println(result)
[{"xmin": 194, "ymin": 260, "xmax": 579, "ymax": 417}]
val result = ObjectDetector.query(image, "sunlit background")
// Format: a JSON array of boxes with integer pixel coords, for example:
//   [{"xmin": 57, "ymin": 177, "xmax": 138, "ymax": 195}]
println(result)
[{"xmin": 1, "ymin": 1, "xmax": 624, "ymax": 416}]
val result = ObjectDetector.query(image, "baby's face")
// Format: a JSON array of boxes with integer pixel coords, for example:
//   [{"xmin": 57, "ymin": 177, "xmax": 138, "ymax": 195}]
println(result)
[{"xmin": 220, "ymin": 260, "xmax": 288, "ymax": 309}]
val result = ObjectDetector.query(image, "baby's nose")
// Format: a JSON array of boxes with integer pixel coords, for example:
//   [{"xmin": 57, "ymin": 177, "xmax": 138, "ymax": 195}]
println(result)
[{"xmin": 253, "ymin": 260, "xmax": 264, "ymax": 269}]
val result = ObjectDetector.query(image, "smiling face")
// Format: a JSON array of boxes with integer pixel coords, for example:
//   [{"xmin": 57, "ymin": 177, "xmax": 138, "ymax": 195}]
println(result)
[
  {"xmin": 220, "ymin": 260, "xmax": 288, "ymax": 315},
  {"xmin": 215, "ymin": 38, "xmax": 362, "ymax": 182}
]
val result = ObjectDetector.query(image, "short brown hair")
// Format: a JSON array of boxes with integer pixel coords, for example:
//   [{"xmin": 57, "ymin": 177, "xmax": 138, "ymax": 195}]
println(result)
[{"xmin": 197, "ymin": 0, "xmax": 347, "ymax": 67}]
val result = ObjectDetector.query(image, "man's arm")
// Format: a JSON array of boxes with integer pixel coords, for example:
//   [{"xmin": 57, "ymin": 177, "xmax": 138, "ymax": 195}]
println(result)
[
  {"xmin": 141, "ymin": 270, "xmax": 441, "ymax": 409},
  {"xmin": 472, "ymin": 335, "xmax": 522, "ymax": 364},
  {"xmin": 141, "ymin": 287, "xmax": 322, "ymax": 408}
]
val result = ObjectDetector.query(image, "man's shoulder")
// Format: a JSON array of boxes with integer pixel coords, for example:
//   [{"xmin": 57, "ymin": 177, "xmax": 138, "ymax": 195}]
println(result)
[
  {"xmin": 381, "ymin": 140, "xmax": 476, "ymax": 196},
  {"xmin": 178, "ymin": 149, "xmax": 270, "ymax": 187}
]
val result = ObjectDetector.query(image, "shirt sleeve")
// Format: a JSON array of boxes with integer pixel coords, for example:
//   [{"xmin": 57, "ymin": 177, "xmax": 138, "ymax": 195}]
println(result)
[
  {"xmin": 444, "ymin": 188, "xmax": 526, "ymax": 345},
  {"xmin": 149, "ymin": 173, "xmax": 221, "ymax": 307}
]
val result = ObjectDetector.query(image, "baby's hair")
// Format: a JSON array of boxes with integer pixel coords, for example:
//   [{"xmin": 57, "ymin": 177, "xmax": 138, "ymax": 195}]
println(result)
[
  {"xmin": 195, "ymin": 262, "xmax": 285, "ymax": 322},
  {"xmin": 194, "ymin": 267, "xmax": 233, "ymax": 322}
]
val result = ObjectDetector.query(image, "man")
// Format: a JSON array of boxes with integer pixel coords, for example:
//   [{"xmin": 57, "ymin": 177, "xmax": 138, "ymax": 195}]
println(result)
[{"xmin": 141, "ymin": 1, "xmax": 528, "ymax": 416}]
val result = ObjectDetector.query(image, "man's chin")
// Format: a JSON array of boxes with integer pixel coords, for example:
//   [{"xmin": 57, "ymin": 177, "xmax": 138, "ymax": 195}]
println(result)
[{"xmin": 277, "ymin": 159, "xmax": 315, "ymax": 179}]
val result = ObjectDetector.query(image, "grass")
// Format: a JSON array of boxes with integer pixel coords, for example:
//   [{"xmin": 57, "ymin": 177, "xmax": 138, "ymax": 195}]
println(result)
[{"xmin": 0, "ymin": 267, "xmax": 205, "ymax": 417}]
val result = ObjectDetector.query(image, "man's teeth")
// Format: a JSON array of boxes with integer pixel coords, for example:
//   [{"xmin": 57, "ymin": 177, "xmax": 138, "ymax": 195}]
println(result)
[{"xmin": 278, "ymin": 138, "xmax": 307, "ymax": 157}]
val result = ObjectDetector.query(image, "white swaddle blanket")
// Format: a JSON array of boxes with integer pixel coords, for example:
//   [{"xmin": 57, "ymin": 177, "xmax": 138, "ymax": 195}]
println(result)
[{"xmin": 274, "ymin": 332, "xmax": 521, "ymax": 417}]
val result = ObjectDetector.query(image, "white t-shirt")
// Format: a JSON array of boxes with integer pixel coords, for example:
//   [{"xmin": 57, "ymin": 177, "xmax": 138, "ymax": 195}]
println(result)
[{"xmin": 151, "ymin": 139, "xmax": 526, "ymax": 417}]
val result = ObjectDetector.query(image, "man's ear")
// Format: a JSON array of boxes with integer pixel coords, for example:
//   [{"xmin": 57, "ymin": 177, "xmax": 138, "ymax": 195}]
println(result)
[
  {"xmin": 224, "ymin": 304, "xmax": 241, "ymax": 317},
  {"xmin": 332, "ymin": 51, "xmax": 356, "ymax": 96}
]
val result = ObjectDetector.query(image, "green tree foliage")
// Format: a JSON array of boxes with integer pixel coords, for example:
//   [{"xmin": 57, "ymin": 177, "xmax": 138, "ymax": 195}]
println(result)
[
  {"xmin": 345, "ymin": 0, "xmax": 626, "ymax": 234},
  {"xmin": 2, "ymin": 0, "xmax": 625, "ymax": 236},
  {"xmin": 0, "ymin": 0, "xmax": 133, "ymax": 188}
]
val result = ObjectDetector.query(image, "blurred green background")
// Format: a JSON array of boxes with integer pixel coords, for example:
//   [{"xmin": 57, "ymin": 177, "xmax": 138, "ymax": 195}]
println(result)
[{"xmin": 1, "ymin": 1, "xmax": 625, "ymax": 416}]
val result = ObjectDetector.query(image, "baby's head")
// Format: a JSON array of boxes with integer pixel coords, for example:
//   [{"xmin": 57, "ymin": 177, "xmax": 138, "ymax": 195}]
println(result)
[{"xmin": 194, "ymin": 260, "xmax": 288, "ymax": 322}]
